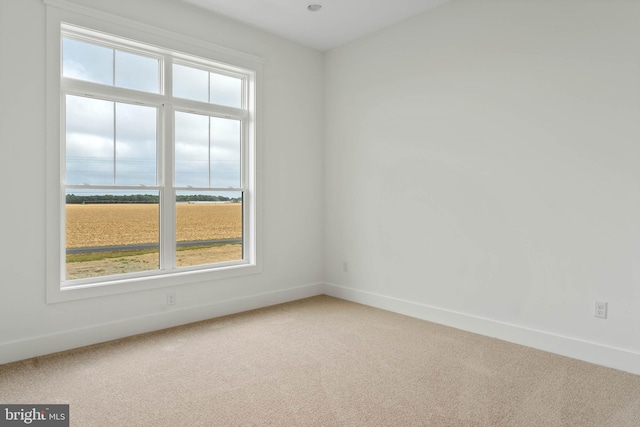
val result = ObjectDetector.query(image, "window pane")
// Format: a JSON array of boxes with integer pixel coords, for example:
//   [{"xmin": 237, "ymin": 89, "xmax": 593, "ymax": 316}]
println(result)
[
  {"xmin": 65, "ymin": 95, "xmax": 114, "ymax": 185},
  {"xmin": 63, "ymin": 37, "xmax": 113, "ymax": 85},
  {"xmin": 115, "ymin": 103, "xmax": 157, "ymax": 186},
  {"xmin": 175, "ymin": 191, "xmax": 242, "ymax": 268},
  {"xmin": 175, "ymin": 111, "xmax": 210, "ymax": 187},
  {"xmin": 65, "ymin": 190, "xmax": 160, "ymax": 280},
  {"xmin": 209, "ymin": 73, "xmax": 242, "ymax": 108},
  {"xmin": 115, "ymin": 50, "xmax": 160, "ymax": 93},
  {"xmin": 173, "ymin": 64, "xmax": 208, "ymax": 102},
  {"xmin": 210, "ymin": 117, "xmax": 241, "ymax": 188}
]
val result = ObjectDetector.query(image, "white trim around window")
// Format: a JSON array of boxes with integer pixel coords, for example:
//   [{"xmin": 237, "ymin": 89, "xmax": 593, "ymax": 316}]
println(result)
[{"xmin": 45, "ymin": 1, "xmax": 263, "ymax": 303}]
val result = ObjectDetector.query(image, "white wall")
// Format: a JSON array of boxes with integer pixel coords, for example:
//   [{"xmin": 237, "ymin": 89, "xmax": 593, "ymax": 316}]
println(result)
[
  {"xmin": 0, "ymin": 0, "xmax": 324, "ymax": 363},
  {"xmin": 2, "ymin": 0, "xmax": 640, "ymax": 376},
  {"xmin": 324, "ymin": 0, "xmax": 640, "ymax": 374}
]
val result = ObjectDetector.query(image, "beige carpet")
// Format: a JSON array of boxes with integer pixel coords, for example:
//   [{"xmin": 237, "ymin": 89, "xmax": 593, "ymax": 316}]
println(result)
[{"xmin": 1, "ymin": 295, "xmax": 639, "ymax": 426}]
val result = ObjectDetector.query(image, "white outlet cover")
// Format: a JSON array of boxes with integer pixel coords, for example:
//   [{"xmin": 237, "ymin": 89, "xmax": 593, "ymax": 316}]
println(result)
[{"xmin": 594, "ymin": 301, "xmax": 607, "ymax": 319}]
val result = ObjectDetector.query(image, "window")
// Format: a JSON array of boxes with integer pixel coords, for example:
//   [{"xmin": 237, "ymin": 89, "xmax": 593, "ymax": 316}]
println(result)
[{"xmin": 46, "ymin": 7, "xmax": 261, "ymax": 302}]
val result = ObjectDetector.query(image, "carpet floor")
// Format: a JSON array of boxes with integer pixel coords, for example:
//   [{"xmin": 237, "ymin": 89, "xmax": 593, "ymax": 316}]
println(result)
[{"xmin": 1, "ymin": 295, "xmax": 639, "ymax": 426}]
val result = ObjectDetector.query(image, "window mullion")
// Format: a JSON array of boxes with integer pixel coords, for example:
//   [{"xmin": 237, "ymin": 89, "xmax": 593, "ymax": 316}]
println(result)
[
  {"xmin": 161, "ymin": 103, "xmax": 176, "ymax": 271},
  {"xmin": 161, "ymin": 55, "xmax": 176, "ymax": 271},
  {"xmin": 242, "ymin": 117, "xmax": 249, "ymax": 262},
  {"xmin": 113, "ymin": 103, "xmax": 117, "ymax": 185},
  {"xmin": 208, "ymin": 117, "xmax": 212, "ymax": 188}
]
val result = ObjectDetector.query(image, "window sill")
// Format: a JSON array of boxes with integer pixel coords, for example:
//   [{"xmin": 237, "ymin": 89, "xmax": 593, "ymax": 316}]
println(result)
[{"xmin": 47, "ymin": 262, "xmax": 261, "ymax": 304}]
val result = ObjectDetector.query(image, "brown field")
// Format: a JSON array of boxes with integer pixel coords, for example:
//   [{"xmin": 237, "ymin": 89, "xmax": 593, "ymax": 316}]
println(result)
[
  {"xmin": 65, "ymin": 203, "xmax": 243, "ymax": 280},
  {"xmin": 66, "ymin": 203, "xmax": 242, "ymax": 248}
]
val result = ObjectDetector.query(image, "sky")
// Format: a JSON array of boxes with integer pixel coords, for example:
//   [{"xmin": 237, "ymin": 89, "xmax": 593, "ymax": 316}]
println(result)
[{"xmin": 63, "ymin": 37, "xmax": 243, "ymax": 197}]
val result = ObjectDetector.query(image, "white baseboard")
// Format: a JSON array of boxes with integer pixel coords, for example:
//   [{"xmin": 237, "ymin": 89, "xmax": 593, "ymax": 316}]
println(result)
[
  {"xmin": 0, "ymin": 283, "xmax": 324, "ymax": 365},
  {"xmin": 4, "ymin": 282, "xmax": 639, "ymax": 377},
  {"xmin": 324, "ymin": 283, "xmax": 640, "ymax": 376}
]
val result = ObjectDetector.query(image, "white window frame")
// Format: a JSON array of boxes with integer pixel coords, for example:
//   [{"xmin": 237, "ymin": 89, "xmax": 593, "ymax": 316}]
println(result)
[{"xmin": 45, "ymin": 1, "xmax": 263, "ymax": 303}]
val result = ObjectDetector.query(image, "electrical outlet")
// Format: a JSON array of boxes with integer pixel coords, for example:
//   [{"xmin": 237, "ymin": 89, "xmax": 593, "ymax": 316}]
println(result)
[
  {"xmin": 167, "ymin": 292, "xmax": 177, "ymax": 306},
  {"xmin": 594, "ymin": 301, "xmax": 607, "ymax": 319},
  {"xmin": 342, "ymin": 261, "xmax": 349, "ymax": 272}
]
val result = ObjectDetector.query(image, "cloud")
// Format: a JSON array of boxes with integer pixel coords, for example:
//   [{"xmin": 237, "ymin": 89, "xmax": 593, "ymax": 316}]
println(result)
[
  {"xmin": 174, "ymin": 64, "xmax": 209, "ymax": 102},
  {"xmin": 63, "ymin": 38, "xmax": 112, "ymax": 85},
  {"xmin": 63, "ymin": 50, "xmax": 243, "ymax": 189},
  {"xmin": 63, "ymin": 37, "xmax": 159, "ymax": 94},
  {"xmin": 209, "ymin": 73, "xmax": 242, "ymax": 108},
  {"xmin": 115, "ymin": 50, "xmax": 159, "ymax": 93},
  {"xmin": 174, "ymin": 63, "xmax": 243, "ymax": 108},
  {"xmin": 175, "ymin": 112, "xmax": 241, "ymax": 188},
  {"xmin": 66, "ymin": 132, "xmax": 113, "ymax": 185},
  {"xmin": 66, "ymin": 97, "xmax": 159, "ymax": 186}
]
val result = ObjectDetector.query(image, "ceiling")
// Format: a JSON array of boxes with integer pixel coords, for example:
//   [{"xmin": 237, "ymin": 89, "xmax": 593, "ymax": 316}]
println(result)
[{"xmin": 180, "ymin": 0, "xmax": 451, "ymax": 51}]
